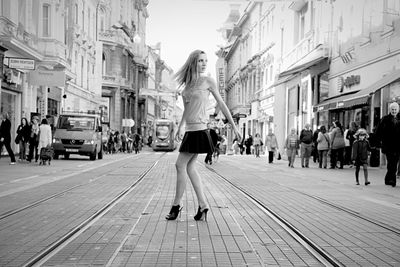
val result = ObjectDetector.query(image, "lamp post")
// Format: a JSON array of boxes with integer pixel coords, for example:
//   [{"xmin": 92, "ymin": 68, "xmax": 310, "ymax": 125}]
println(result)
[{"xmin": 133, "ymin": 64, "xmax": 139, "ymax": 134}]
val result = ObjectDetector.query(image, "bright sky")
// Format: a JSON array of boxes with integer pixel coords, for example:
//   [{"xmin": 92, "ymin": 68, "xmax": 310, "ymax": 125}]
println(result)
[{"xmin": 146, "ymin": 0, "xmax": 236, "ymax": 79}]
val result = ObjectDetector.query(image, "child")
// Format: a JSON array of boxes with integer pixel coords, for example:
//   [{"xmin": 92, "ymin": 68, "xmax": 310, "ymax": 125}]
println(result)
[{"xmin": 351, "ymin": 128, "xmax": 371, "ymax": 185}]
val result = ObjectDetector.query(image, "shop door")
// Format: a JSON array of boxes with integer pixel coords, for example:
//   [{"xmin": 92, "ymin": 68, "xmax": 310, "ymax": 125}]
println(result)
[{"xmin": 1, "ymin": 89, "xmax": 17, "ymax": 154}]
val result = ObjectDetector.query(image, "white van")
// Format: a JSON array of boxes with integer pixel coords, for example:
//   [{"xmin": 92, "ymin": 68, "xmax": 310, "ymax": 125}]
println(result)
[{"xmin": 52, "ymin": 113, "xmax": 103, "ymax": 160}]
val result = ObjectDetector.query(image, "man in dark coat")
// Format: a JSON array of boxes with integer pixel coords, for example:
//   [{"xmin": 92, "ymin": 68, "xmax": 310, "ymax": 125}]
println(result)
[
  {"xmin": 0, "ymin": 112, "xmax": 16, "ymax": 164},
  {"xmin": 376, "ymin": 102, "xmax": 400, "ymax": 187}
]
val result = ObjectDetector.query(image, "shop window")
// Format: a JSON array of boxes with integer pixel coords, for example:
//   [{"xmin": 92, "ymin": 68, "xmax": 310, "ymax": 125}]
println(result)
[{"xmin": 47, "ymin": 98, "xmax": 58, "ymax": 116}]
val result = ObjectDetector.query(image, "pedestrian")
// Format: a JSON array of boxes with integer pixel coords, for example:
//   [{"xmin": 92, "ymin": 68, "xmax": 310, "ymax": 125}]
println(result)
[
  {"xmin": 0, "ymin": 112, "xmax": 16, "ymax": 165},
  {"xmin": 38, "ymin": 118, "xmax": 52, "ymax": 154},
  {"xmin": 121, "ymin": 131, "xmax": 127, "ymax": 153},
  {"xmin": 312, "ymin": 127, "xmax": 320, "ymax": 163},
  {"xmin": 221, "ymin": 135, "xmax": 227, "ymax": 154},
  {"xmin": 352, "ymin": 128, "xmax": 371, "ymax": 186},
  {"xmin": 27, "ymin": 116, "xmax": 40, "ymax": 162},
  {"xmin": 300, "ymin": 123, "xmax": 313, "ymax": 168},
  {"xmin": 265, "ymin": 129, "xmax": 278, "ymax": 163},
  {"xmin": 330, "ymin": 120, "xmax": 346, "ymax": 169},
  {"xmin": 166, "ymin": 50, "xmax": 241, "ymax": 221},
  {"xmin": 345, "ymin": 121, "xmax": 359, "ymax": 167},
  {"xmin": 376, "ymin": 102, "xmax": 400, "ymax": 187},
  {"xmin": 284, "ymin": 128, "xmax": 300, "ymax": 168},
  {"xmin": 316, "ymin": 125, "xmax": 330, "ymax": 169},
  {"xmin": 253, "ymin": 133, "xmax": 262, "ymax": 158},
  {"xmin": 244, "ymin": 135, "xmax": 253, "ymax": 155},
  {"xmin": 204, "ymin": 123, "xmax": 217, "ymax": 165},
  {"xmin": 232, "ymin": 138, "xmax": 240, "ymax": 155},
  {"xmin": 16, "ymin": 117, "xmax": 31, "ymax": 161}
]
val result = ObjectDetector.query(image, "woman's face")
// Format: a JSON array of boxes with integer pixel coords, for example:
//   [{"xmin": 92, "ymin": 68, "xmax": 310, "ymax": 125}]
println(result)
[{"xmin": 197, "ymin": 53, "xmax": 207, "ymax": 74}]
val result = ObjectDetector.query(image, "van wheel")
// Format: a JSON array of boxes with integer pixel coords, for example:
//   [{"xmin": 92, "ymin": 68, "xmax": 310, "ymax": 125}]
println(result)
[
  {"xmin": 64, "ymin": 153, "xmax": 70, "ymax": 159},
  {"xmin": 98, "ymin": 148, "xmax": 103, "ymax": 159},
  {"xmin": 53, "ymin": 153, "xmax": 59, "ymax": 160},
  {"xmin": 90, "ymin": 149, "xmax": 97, "ymax": 161}
]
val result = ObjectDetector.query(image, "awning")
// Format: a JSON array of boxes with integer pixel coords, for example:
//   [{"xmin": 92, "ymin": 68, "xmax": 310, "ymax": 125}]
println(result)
[
  {"xmin": 313, "ymin": 90, "xmax": 366, "ymax": 112},
  {"xmin": 269, "ymin": 74, "xmax": 297, "ymax": 88},
  {"xmin": 279, "ymin": 56, "xmax": 328, "ymax": 78},
  {"xmin": 313, "ymin": 68, "xmax": 400, "ymax": 112}
]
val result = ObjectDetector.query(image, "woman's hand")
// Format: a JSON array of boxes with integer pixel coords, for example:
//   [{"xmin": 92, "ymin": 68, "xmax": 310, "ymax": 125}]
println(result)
[{"xmin": 175, "ymin": 127, "xmax": 184, "ymax": 142}]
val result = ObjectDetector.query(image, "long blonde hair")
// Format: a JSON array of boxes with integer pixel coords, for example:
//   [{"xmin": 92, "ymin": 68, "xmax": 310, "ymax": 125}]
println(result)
[{"xmin": 174, "ymin": 50, "xmax": 205, "ymax": 88}]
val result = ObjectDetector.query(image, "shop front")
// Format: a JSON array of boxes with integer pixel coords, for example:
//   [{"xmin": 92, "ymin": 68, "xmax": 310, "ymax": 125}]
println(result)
[{"xmin": 314, "ymin": 68, "xmax": 400, "ymax": 132}]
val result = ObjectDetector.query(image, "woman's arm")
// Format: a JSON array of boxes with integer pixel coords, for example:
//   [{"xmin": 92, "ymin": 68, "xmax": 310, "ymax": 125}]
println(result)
[
  {"xmin": 176, "ymin": 102, "xmax": 189, "ymax": 141},
  {"xmin": 207, "ymin": 77, "xmax": 241, "ymax": 140}
]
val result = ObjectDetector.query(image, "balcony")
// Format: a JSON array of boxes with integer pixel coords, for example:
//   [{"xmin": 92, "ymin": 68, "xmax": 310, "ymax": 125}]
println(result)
[
  {"xmin": 281, "ymin": 30, "xmax": 327, "ymax": 72},
  {"xmin": 36, "ymin": 38, "xmax": 67, "ymax": 62}
]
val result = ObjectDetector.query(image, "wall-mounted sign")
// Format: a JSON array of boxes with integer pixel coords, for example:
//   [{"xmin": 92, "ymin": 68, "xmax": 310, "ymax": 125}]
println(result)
[
  {"xmin": 8, "ymin": 58, "xmax": 35, "ymax": 70},
  {"xmin": 29, "ymin": 70, "xmax": 65, "ymax": 86},
  {"xmin": 343, "ymin": 75, "xmax": 360, "ymax": 88}
]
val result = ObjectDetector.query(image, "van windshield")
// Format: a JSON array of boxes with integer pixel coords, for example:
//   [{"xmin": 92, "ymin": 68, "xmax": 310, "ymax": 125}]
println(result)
[{"xmin": 58, "ymin": 116, "xmax": 95, "ymax": 130}]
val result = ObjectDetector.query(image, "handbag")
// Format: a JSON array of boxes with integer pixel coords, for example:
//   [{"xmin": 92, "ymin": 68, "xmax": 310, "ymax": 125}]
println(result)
[{"xmin": 15, "ymin": 135, "xmax": 21, "ymax": 144}]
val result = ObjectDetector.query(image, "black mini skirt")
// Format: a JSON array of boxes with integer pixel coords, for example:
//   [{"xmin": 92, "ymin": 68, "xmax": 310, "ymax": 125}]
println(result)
[{"xmin": 179, "ymin": 129, "xmax": 216, "ymax": 154}]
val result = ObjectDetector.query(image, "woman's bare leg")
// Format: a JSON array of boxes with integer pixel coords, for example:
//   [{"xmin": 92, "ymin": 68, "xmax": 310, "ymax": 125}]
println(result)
[
  {"xmin": 186, "ymin": 154, "xmax": 208, "ymax": 209},
  {"xmin": 172, "ymin": 152, "xmax": 194, "ymax": 206}
]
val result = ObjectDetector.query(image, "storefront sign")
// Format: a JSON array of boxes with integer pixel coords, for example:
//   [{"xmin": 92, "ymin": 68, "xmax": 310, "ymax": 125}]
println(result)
[
  {"xmin": 29, "ymin": 70, "xmax": 65, "ymax": 86},
  {"xmin": 8, "ymin": 58, "xmax": 35, "ymax": 70}
]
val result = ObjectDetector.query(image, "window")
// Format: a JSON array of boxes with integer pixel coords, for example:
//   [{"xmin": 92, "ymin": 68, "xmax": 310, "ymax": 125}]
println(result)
[
  {"xmin": 384, "ymin": 0, "xmax": 400, "ymax": 29},
  {"xmin": 75, "ymin": 4, "xmax": 78, "ymax": 24},
  {"xmin": 87, "ymin": 9, "xmax": 91, "ymax": 37},
  {"xmin": 81, "ymin": 56, "xmax": 84, "ymax": 87},
  {"xmin": 87, "ymin": 60, "xmax": 90, "ymax": 89},
  {"xmin": 18, "ymin": 0, "xmax": 26, "ymax": 27},
  {"xmin": 102, "ymin": 53, "xmax": 106, "ymax": 75},
  {"xmin": 42, "ymin": 4, "xmax": 50, "ymax": 37}
]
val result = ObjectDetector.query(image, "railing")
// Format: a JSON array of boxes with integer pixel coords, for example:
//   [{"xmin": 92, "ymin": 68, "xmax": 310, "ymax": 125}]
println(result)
[{"xmin": 281, "ymin": 30, "xmax": 318, "ymax": 71}]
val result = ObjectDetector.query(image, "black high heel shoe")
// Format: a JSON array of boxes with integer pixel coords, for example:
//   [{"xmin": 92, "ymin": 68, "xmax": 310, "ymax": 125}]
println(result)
[
  {"xmin": 166, "ymin": 205, "xmax": 182, "ymax": 220},
  {"xmin": 194, "ymin": 206, "xmax": 209, "ymax": 221}
]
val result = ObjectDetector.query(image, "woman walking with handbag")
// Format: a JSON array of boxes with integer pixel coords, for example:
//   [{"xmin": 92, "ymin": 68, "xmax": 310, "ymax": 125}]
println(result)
[{"xmin": 166, "ymin": 50, "xmax": 241, "ymax": 221}]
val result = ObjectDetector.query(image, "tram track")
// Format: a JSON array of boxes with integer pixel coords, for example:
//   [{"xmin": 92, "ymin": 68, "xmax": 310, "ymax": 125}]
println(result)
[
  {"xmin": 209, "ymin": 157, "xmax": 400, "ymax": 237},
  {"xmin": 21, "ymin": 155, "xmax": 162, "ymax": 267},
  {"xmin": 209, "ymin": 167, "xmax": 343, "ymax": 267},
  {"xmin": 0, "ymin": 153, "xmax": 153, "ymax": 221}
]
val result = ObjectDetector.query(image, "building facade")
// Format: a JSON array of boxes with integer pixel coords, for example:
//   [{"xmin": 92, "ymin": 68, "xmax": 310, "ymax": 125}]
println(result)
[
  {"xmin": 220, "ymin": 0, "xmax": 400, "ymax": 158},
  {"xmin": 0, "ymin": 0, "xmax": 152, "ymax": 156}
]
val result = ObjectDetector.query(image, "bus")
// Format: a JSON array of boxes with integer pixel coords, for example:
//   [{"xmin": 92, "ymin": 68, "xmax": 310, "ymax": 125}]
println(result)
[{"xmin": 152, "ymin": 119, "xmax": 177, "ymax": 151}]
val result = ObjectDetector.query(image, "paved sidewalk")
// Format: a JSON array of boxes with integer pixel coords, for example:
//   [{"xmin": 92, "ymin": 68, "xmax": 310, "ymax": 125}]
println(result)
[{"xmin": 1, "ymin": 153, "xmax": 399, "ymax": 266}]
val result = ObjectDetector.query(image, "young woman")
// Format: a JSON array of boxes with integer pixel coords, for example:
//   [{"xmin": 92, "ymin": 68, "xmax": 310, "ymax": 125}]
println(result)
[
  {"xmin": 166, "ymin": 50, "xmax": 241, "ymax": 221},
  {"xmin": 16, "ymin": 117, "xmax": 31, "ymax": 160}
]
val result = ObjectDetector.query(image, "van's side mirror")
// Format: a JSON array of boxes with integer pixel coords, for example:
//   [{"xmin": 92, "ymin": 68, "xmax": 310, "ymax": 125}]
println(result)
[{"xmin": 97, "ymin": 126, "xmax": 102, "ymax": 132}]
